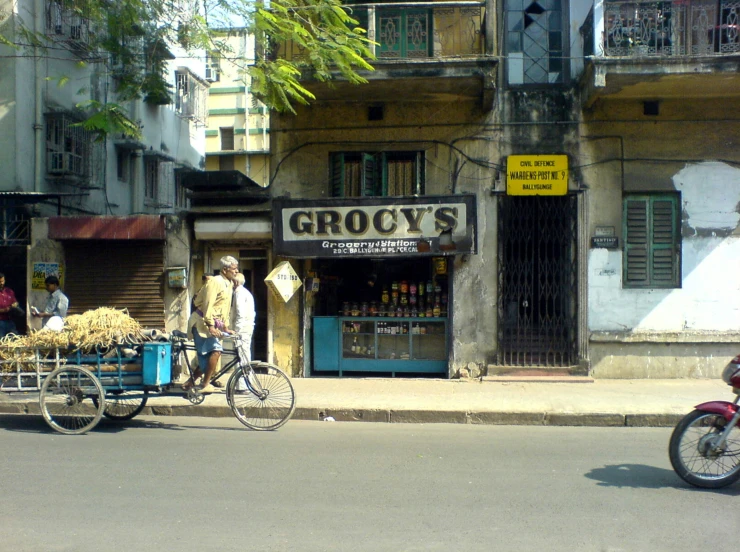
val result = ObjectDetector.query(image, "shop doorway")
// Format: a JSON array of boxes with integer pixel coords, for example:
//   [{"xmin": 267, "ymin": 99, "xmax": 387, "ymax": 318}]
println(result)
[
  {"xmin": 496, "ymin": 195, "xmax": 578, "ymax": 367},
  {"xmin": 239, "ymin": 249, "xmax": 269, "ymax": 362}
]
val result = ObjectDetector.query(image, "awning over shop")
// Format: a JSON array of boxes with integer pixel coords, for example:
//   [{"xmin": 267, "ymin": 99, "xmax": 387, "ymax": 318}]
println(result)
[
  {"xmin": 194, "ymin": 218, "xmax": 272, "ymax": 240},
  {"xmin": 48, "ymin": 215, "xmax": 165, "ymax": 240}
]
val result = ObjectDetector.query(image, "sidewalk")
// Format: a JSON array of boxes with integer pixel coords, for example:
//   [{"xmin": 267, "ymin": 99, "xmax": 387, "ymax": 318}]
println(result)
[{"xmin": 0, "ymin": 377, "xmax": 731, "ymax": 427}]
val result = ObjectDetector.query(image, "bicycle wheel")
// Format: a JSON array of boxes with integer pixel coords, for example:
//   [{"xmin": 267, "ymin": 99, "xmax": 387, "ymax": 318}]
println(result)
[
  {"xmin": 669, "ymin": 409, "xmax": 740, "ymax": 489},
  {"xmin": 92, "ymin": 390, "xmax": 149, "ymax": 421},
  {"xmin": 40, "ymin": 366, "xmax": 105, "ymax": 435},
  {"xmin": 226, "ymin": 363, "xmax": 295, "ymax": 430}
]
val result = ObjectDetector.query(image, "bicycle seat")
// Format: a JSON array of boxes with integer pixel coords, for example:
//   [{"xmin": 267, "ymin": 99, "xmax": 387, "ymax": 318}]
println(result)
[{"xmin": 171, "ymin": 330, "xmax": 188, "ymax": 340}]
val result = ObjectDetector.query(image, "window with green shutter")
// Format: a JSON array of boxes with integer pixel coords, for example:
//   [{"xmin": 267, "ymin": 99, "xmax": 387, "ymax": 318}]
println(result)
[
  {"xmin": 622, "ymin": 194, "xmax": 681, "ymax": 288},
  {"xmin": 330, "ymin": 152, "xmax": 423, "ymax": 197}
]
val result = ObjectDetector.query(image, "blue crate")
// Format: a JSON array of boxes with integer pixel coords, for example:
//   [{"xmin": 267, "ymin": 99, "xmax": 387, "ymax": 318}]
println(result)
[{"xmin": 142, "ymin": 343, "xmax": 172, "ymax": 386}]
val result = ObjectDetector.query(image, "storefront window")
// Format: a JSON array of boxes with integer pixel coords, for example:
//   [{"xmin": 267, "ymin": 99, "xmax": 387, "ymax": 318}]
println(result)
[{"xmin": 330, "ymin": 151, "xmax": 424, "ymax": 197}]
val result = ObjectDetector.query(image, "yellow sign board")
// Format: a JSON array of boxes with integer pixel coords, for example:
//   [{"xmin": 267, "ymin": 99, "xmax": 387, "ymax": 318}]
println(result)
[
  {"xmin": 264, "ymin": 261, "xmax": 302, "ymax": 303},
  {"xmin": 507, "ymin": 155, "xmax": 568, "ymax": 196}
]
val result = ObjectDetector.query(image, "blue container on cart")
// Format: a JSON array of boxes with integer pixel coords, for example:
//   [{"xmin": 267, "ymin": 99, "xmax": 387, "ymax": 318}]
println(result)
[{"xmin": 142, "ymin": 343, "xmax": 172, "ymax": 385}]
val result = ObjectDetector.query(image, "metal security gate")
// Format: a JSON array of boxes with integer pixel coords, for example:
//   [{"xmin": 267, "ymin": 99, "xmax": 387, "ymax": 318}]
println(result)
[
  {"xmin": 64, "ymin": 241, "xmax": 165, "ymax": 329},
  {"xmin": 496, "ymin": 195, "xmax": 578, "ymax": 367}
]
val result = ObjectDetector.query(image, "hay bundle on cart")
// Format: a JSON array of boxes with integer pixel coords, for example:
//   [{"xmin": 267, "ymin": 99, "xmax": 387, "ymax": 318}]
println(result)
[{"xmin": 0, "ymin": 307, "xmax": 159, "ymax": 374}]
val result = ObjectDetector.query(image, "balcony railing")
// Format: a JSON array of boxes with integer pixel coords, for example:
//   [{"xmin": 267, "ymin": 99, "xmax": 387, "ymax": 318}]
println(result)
[
  {"xmin": 603, "ymin": 0, "xmax": 740, "ymax": 57},
  {"xmin": 279, "ymin": 2, "xmax": 485, "ymax": 62}
]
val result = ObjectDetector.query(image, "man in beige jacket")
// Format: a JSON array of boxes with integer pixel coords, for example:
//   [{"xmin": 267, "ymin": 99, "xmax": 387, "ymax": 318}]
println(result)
[{"xmin": 184, "ymin": 255, "xmax": 238, "ymax": 393}]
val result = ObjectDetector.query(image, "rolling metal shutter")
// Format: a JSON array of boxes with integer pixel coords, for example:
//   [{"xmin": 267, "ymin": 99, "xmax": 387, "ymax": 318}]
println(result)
[{"xmin": 63, "ymin": 240, "xmax": 165, "ymax": 329}]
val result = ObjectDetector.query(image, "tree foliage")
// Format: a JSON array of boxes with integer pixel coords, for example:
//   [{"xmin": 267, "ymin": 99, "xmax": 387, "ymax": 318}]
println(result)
[{"xmin": 1, "ymin": 0, "xmax": 374, "ymax": 137}]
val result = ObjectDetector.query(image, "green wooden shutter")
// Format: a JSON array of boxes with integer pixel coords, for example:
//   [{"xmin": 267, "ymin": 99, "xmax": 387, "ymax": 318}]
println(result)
[
  {"xmin": 361, "ymin": 153, "xmax": 378, "ymax": 196},
  {"xmin": 651, "ymin": 197, "xmax": 679, "ymax": 286},
  {"xmin": 623, "ymin": 195, "xmax": 679, "ymax": 288},
  {"xmin": 624, "ymin": 198, "xmax": 649, "ymax": 286},
  {"xmin": 330, "ymin": 153, "xmax": 344, "ymax": 197}
]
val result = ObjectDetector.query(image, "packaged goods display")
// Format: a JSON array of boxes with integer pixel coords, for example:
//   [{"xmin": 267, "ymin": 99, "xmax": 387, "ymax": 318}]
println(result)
[{"xmin": 339, "ymin": 277, "xmax": 447, "ymax": 318}]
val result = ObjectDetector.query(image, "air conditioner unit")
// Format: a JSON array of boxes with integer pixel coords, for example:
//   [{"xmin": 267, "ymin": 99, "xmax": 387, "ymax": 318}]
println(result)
[
  {"xmin": 205, "ymin": 67, "xmax": 220, "ymax": 82},
  {"xmin": 47, "ymin": 151, "xmax": 83, "ymax": 176}
]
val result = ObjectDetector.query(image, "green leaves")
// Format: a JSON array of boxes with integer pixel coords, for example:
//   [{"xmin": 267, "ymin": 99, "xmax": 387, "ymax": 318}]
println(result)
[{"xmin": 73, "ymin": 100, "xmax": 143, "ymax": 142}]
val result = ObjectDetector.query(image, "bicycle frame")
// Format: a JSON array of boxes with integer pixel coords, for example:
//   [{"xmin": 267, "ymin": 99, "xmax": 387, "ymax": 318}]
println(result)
[{"xmin": 171, "ymin": 333, "xmax": 264, "ymax": 397}]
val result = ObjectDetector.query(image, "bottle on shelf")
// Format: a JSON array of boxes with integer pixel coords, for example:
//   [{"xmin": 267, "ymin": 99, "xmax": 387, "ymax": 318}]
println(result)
[
  {"xmin": 418, "ymin": 281, "xmax": 425, "ymax": 297},
  {"xmin": 381, "ymin": 286, "xmax": 389, "ymax": 304},
  {"xmin": 433, "ymin": 301, "xmax": 441, "ymax": 317},
  {"xmin": 351, "ymin": 336, "xmax": 358, "ymax": 353},
  {"xmin": 400, "ymin": 280, "xmax": 408, "ymax": 294}
]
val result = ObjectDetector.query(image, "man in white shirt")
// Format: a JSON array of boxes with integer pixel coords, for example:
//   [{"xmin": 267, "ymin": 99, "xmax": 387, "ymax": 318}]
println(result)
[{"xmin": 231, "ymin": 272, "xmax": 255, "ymax": 392}]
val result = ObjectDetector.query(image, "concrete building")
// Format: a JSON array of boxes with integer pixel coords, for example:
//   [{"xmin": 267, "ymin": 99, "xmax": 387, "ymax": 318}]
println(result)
[
  {"xmin": 263, "ymin": 0, "xmax": 740, "ymax": 379},
  {"xmin": 203, "ymin": 28, "xmax": 270, "ymax": 186},
  {"xmin": 0, "ymin": 0, "xmax": 207, "ymax": 332}
]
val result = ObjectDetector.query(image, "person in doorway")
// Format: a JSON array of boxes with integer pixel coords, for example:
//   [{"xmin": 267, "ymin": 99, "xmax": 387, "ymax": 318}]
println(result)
[
  {"xmin": 184, "ymin": 256, "xmax": 238, "ymax": 393},
  {"xmin": 230, "ymin": 272, "xmax": 256, "ymax": 392},
  {"xmin": 0, "ymin": 272, "xmax": 19, "ymax": 338},
  {"xmin": 33, "ymin": 276, "xmax": 69, "ymax": 327}
]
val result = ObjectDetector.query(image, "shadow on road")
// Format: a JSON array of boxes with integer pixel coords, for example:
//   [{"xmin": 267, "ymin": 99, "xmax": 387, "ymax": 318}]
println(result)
[
  {"xmin": 585, "ymin": 463, "xmax": 740, "ymax": 495},
  {"xmin": 0, "ymin": 413, "xmax": 255, "ymax": 434}
]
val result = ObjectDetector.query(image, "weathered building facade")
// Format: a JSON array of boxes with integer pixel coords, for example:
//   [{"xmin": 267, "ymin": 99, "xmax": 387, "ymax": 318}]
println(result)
[
  {"xmin": 264, "ymin": 0, "xmax": 740, "ymax": 378},
  {"xmin": 0, "ymin": 0, "xmax": 206, "ymax": 332}
]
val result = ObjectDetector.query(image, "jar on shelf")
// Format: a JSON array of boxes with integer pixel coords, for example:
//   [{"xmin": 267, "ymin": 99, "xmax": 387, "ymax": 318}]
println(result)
[
  {"xmin": 426, "ymin": 306, "xmax": 433, "ymax": 318},
  {"xmin": 387, "ymin": 308, "xmax": 395, "ymax": 318},
  {"xmin": 351, "ymin": 303, "xmax": 360, "ymax": 316},
  {"xmin": 402, "ymin": 306, "xmax": 410, "ymax": 317},
  {"xmin": 411, "ymin": 307, "xmax": 418, "ymax": 317},
  {"xmin": 360, "ymin": 302, "xmax": 369, "ymax": 316},
  {"xmin": 400, "ymin": 293, "xmax": 408, "ymax": 306},
  {"xmin": 381, "ymin": 286, "xmax": 390, "ymax": 304},
  {"xmin": 400, "ymin": 280, "xmax": 408, "ymax": 294},
  {"xmin": 369, "ymin": 302, "xmax": 378, "ymax": 316},
  {"xmin": 391, "ymin": 281, "xmax": 399, "ymax": 292},
  {"xmin": 396, "ymin": 306, "xmax": 403, "ymax": 317},
  {"xmin": 410, "ymin": 294, "xmax": 417, "ymax": 306},
  {"xmin": 435, "ymin": 283, "xmax": 442, "ymax": 294},
  {"xmin": 418, "ymin": 281, "xmax": 425, "ymax": 297},
  {"xmin": 433, "ymin": 301, "xmax": 441, "ymax": 317},
  {"xmin": 409, "ymin": 282, "xmax": 417, "ymax": 296}
]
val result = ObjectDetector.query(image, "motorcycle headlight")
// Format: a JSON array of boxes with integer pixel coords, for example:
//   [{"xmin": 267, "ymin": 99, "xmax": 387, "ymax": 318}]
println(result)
[{"xmin": 721, "ymin": 355, "xmax": 740, "ymax": 385}]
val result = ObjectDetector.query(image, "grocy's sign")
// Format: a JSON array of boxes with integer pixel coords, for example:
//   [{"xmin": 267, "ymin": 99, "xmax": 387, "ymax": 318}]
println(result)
[
  {"xmin": 273, "ymin": 195, "xmax": 477, "ymax": 258},
  {"xmin": 507, "ymin": 155, "xmax": 568, "ymax": 195}
]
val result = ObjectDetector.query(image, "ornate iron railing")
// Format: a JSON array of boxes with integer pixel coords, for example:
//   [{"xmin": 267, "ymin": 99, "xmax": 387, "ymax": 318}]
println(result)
[
  {"xmin": 279, "ymin": 3, "xmax": 484, "ymax": 62},
  {"xmin": 603, "ymin": 0, "xmax": 740, "ymax": 56}
]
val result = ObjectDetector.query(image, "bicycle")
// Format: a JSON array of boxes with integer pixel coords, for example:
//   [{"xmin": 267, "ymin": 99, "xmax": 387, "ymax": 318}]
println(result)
[{"xmin": 170, "ymin": 330, "xmax": 296, "ymax": 430}]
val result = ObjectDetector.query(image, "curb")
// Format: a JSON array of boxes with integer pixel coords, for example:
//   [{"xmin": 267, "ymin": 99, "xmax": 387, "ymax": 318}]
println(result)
[{"xmin": 0, "ymin": 401, "xmax": 685, "ymax": 427}]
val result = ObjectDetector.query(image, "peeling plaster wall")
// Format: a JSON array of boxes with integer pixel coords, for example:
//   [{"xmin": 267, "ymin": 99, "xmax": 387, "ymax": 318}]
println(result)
[{"xmin": 589, "ymin": 161, "xmax": 740, "ymax": 332}]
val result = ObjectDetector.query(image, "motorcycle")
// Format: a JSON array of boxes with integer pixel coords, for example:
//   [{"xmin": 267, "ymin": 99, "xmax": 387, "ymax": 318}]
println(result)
[{"xmin": 669, "ymin": 354, "xmax": 740, "ymax": 488}]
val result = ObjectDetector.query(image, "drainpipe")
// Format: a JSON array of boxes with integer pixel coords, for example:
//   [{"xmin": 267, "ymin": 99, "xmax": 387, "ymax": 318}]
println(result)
[{"xmin": 33, "ymin": 0, "xmax": 44, "ymax": 192}]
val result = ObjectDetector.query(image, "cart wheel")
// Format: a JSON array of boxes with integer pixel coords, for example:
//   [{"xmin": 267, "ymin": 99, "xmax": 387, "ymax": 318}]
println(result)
[
  {"xmin": 92, "ymin": 391, "xmax": 149, "ymax": 421},
  {"xmin": 39, "ymin": 365, "xmax": 105, "ymax": 435},
  {"xmin": 226, "ymin": 363, "xmax": 296, "ymax": 431}
]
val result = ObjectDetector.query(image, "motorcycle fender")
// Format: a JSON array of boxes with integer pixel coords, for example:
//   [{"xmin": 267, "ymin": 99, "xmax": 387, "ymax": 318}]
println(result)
[{"xmin": 694, "ymin": 401, "xmax": 739, "ymax": 422}]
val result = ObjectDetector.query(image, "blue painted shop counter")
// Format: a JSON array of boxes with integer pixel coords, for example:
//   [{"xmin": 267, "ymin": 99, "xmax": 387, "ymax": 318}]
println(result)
[{"xmin": 312, "ymin": 317, "xmax": 448, "ymax": 376}]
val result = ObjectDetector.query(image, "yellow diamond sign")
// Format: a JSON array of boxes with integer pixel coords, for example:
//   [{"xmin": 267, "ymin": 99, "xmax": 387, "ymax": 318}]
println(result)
[
  {"xmin": 265, "ymin": 261, "xmax": 302, "ymax": 303},
  {"xmin": 507, "ymin": 155, "xmax": 568, "ymax": 195}
]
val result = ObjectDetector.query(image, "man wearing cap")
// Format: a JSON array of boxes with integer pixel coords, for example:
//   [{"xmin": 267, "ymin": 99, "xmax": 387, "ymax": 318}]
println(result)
[{"xmin": 184, "ymin": 256, "xmax": 238, "ymax": 393}]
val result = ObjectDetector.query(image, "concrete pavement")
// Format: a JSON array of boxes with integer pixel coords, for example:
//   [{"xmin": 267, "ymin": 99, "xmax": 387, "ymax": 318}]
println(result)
[{"xmin": 0, "ymin": 376, "xmax": 733, "ymax": 427}]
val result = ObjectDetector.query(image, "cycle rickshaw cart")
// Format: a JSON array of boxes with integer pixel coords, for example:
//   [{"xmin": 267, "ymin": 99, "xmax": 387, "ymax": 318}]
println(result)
[{"xmin": 0, "ymin": 332, "xmax": 296, "ymax": 435}]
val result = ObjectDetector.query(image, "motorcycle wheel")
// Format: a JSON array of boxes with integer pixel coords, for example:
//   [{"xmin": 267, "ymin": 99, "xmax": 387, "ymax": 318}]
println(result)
[{"xmin": 669, "ymin": 409, "xmax": 740, "ymax": 489}]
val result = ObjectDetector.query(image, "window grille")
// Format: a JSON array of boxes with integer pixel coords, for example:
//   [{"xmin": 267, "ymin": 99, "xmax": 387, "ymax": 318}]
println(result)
[
  {"xmin": 175, "ymin": 169, "xmax": 189, "ymax": 210},
  {"xmin": 205, "ymin": 53, "xmax": 221, "ymax": 82},
  {"xmin": 175, "ymin": 69, "xmax": 208, "ymax": 126},
  {"xmin": 46, "ymin": 0, "xmax": 92, "ymax": 52},
  {"xmin": 45, "ymin": 114, "xmax": 92, "ymax": 178},
  {"xmin": 505, "ymin": 0, "xmax": 565, "ymax": 84}
]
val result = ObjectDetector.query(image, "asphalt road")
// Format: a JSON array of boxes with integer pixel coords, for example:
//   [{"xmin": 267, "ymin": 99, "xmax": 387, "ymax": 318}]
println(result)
[{"xmin": 0, "ymin": 415, "xmax": 738, "ymax": 552}]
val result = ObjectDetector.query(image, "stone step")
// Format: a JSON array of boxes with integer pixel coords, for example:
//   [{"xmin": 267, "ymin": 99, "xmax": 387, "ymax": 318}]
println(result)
[{"xmin": 485, "ymin": 365, "xmax": 592, "ymax": 382}]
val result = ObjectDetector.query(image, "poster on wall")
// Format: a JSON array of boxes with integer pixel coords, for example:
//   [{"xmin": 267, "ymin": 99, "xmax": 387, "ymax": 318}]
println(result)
[
  {"xmin": 32, "ymin": 263, "xmax": 64, "ymax": 290},
  {"xmin": 273, "ymin": 195, "xmax": 477, "ymax": 258}
]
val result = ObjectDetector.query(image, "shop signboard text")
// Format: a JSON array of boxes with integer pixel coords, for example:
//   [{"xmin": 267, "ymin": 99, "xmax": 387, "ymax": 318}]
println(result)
[{"xmin": 273, "ymin": 195, "xmax": 477, "ymax": 258}]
